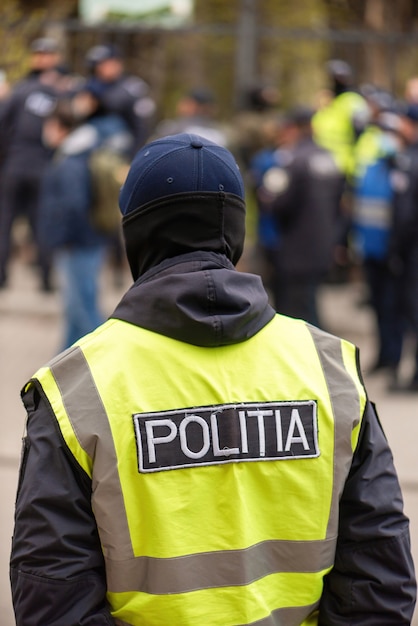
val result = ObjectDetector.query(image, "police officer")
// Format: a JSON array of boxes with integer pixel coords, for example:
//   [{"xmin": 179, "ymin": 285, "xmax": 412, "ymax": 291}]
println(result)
[
  {"xmin": 0, "ymin": 37, "xmax": 60, "ymax": 290},
  {"xmin": 256, "ymin": 106, "xmax": 344, "ymax": 327},
  {"xmin": 231, "ymin": 81, "xmax": 281, "ymax": 171},
  {"xmin": 152, "ymin": 87, "xmax": 230, "ymax": 147},
  {"xmin": 84, "ymin": 43, "xmax": 156, "ymax": 155},
  {"xmin": 312, "ymin": 59, "xmax": 369, "ymax": 179},
  {"xmin": 388, "ymin": 105, "xmax": 418, "ymax": 391},
  {"xmin": 10, "ymin": 133, "xmax": 416, "ymax": 625}
]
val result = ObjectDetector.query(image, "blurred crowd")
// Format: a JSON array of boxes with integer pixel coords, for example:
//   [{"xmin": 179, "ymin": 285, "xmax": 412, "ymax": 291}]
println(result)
[
  {"xmin": 246, "ymin": 60, "xmax": 418, "ymax": 394},
  {"xmin": 0, "ymin": 37, "xmax": 417, "ymax": 392},
  {"xmin": 0, "ymin": 37, "xmax": 156, "ymax": 350}
]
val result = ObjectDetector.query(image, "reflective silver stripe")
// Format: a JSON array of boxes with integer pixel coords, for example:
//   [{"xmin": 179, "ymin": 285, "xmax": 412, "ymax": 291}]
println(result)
[
  {"xmin": 245, "ymin": 602, "xmax": 319, "ymax": 625},
  {"xmin": 106, "ymin": 537, "xmax": 336, "ymax": 594},
  {"xmin": 114, "ymin": 602, "xmax": 319, "ymax": 626},
  {"xmin": 353, "ymin": 198, "xmax": 391, "ymax": 228},
  {"xmin": 308, "ymin": 326, "xmax": 361, "ymax": 538},
  {"xmin": 50, "ymin": 346, "xmax": 134, "ymax": 561}
]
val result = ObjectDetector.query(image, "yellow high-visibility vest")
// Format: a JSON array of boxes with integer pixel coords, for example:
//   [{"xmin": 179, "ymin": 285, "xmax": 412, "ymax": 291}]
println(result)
[
  {"xmin": 28, "ymin": 313, "xmax": 366, "ymax": 626},
  {"xmin": 352, "ymin": 124, "xmax": 384, "ymax": 179},
  {"xmin": 313, "ymin": 91, "xmax": 368, "ymax": 177}
]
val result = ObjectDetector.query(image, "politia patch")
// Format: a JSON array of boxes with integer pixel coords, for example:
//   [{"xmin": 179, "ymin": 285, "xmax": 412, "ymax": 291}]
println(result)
[{"xmin": 133, "ymin": 401, "xmax": 319, "ymax": 473}]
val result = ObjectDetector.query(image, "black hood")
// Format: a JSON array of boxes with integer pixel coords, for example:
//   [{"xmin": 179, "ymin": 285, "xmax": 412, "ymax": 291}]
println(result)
[
  {"xmin": 111, "ymin": 252, "xmax": 275, "ymax": 347},
  {"xmin": 122, "ymin": 191, "xmax": 246, "ymax": 280}
]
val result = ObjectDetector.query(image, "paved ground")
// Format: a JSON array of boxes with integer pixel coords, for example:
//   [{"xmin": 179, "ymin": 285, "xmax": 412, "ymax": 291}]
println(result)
[{"xmin": 1, "ymin": 258, "xmax": 417, "ymax": 625}]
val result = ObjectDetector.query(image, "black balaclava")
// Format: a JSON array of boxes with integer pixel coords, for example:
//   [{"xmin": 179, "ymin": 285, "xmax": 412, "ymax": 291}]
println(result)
[{"xmin": 119, "ymin": 133, "xmax": 246, "ymax": 280}]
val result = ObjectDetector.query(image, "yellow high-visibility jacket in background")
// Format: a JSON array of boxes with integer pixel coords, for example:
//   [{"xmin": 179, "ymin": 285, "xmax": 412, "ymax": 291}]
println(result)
[{"xmin": 312, "ymin": 90, "xmax": 368, "ymax": 178}]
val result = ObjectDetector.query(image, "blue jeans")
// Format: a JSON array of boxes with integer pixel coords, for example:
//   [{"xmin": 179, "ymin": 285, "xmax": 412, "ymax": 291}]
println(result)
[{"xmin": 56, "ymin": 246, "xmax": 106, "ymax": 350}]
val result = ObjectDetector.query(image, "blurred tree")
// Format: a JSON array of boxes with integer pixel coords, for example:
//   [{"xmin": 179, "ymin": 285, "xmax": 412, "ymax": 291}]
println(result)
[
  {"xmin": 192, "ymin": 0, "xmax": 238, "ymax": 114},
  {"xmin": 323, "ymin": 0, "xmax": 418, "ymax": 30},
  {"xmin": 362, "ymin": 0, "xmax": 418, "ymax": 91},
  {"xmin": 0, "ymin": 0, "xmax": 78, "ymax": 83},
  {"xmin": 5, "ymin": 0, "xmax": 417, "ymax": 112},
  {"xmin": 258, "ymin": 0, "xmax": 329, "ymax": 108},
  {"xmin": 192, "ymin": 0, "xmax": 418, "ymax": 107},
  {"xmin": 324, "ymin": 0, "xmax": 418, "ymax": 91},
  {"xmin": 194, "ymin": 0, "xmax": 237, "ymax": 23},
  {"xmin": 21, "ymin": 0, "xmax": 78, "ymax": 18},
  {"xmin": 0, "ymin": 0, "xmax": 46, "ymax": 83},
  {"xmin": 193, "ymin": 0, "xmax": 329, "ymax": 112}
]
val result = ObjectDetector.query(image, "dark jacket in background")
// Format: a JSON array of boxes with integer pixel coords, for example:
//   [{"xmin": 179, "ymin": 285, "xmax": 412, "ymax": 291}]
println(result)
[
  {"xmin": 390, "ymin": 143, "xmax": 418, "ymax": 366},
  {"xmin": 0, "ymin": 70, "xmax": 58, "ymax": 287},
  {"xmin": 269, "ymin": 137, "xmax": 343, "ymax": 277},
  {"xmin": 38, "ymin": 123, "xmax": 108, "ymax": 252},
  {"xmin": 0, "ymin": 70, "xmax": 56, "ymax": 176},
  {"xmin": 86, "ymin": 75, "xmax": 155, "ymax": 154},
  {"xmin": 256, "ymin": 136, "xmax": 344, "ymax": 325},
  {"xmin": 38, "ymin": 110, "xmax": 130, "ymax": 253},
  {"xmin": 390, "ymin": 143, "xmax": 418, "ymax": 266}
]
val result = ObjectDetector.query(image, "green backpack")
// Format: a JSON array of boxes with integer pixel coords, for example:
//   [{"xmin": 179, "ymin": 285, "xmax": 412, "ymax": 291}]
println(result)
[{"xmin": 89, "ymin": 147, "xmax": 130, "ymax": 234}]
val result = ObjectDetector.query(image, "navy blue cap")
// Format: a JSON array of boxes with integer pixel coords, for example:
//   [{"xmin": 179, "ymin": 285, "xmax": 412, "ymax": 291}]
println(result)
[
  {"xmin": 85, "ymin": 44, "xmax": 121, "ymax": 69},
  {"xmin": 119, "ymin": 133, "xmax": 245, "ymax": 216},
  {"xmin": 186, "ymin": 87, "xmax": 216, "ymax": 105},
  {"xmin": 326, "ymin": 59, "xmax": 353, "ymax": 82},
  {"xmin": 282, "ymin": 105, "xmax": 314, "ymax": 127},
  {"xmin": 30, "ymin": 37, "xmax": 59, "ymax": 54},
  {"xmin": 405, "ymin": 104, "xmax": 418, "ymax": 122}
]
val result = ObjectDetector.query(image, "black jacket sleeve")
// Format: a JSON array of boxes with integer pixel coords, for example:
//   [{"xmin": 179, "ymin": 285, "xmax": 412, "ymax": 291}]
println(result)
[
  {"xmin": 270, "ymin": 157, "xmax": 305, "ymax": 229},
  {"xmin": 10, "ymin": 385, "xmax": 115, "ymax": 626},
  {"xmin": 318, "ymin": 400, "xmax": 416, "ymax": 625},
  {"xmin": 0, "ymin": 90, "xmax": 18, "ymax": 166}
]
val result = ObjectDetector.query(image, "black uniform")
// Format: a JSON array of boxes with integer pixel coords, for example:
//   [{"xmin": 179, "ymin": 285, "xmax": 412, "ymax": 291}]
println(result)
[
  {"xmin": 0, "ymin": 70, "xmax": 56, "ymax": 288},
  {"xmin": 390, "ymin": 143, "xmax": 418, "ymax": 388},
  {"xmin": 258, "ymin": 136, "xmax": 343, "ymax": 326},
  {"xmin": 86, "ymin": 75, "xmax": 155, "ymax": 155}
]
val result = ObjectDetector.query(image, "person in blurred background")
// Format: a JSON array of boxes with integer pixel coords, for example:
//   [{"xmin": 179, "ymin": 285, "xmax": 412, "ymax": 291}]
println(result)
[
  {"xmin": 256, "ymin": 106, "xmax": 343, "ymax": 327},
  {"xmin": 72, "ymin": 82, "xmax": 132, "ymax": 287},
  {"xmin": 312, "ymin": 60, "xmax": 370, "ymax": 283},
  {"xmin": 0, "ymin": 68, "xmax": 10, "ymax": 105},
  {"xmin": 248, "ymin": 113, "xmax": 284, "ymax": 301},
  {"xmin": 405, "ymin": 76, "xmax": 418, "ymax": 106},
  {"xmin": 312, "ymin": 59, "xmax": 369, "ymax": 179},
  {"xmin": 37, "ymin": 99, "xmax": 111, "ymax": 350},
  {"xmin": 71, "ymin": 82, "xmax": 133, "ymax": 150},
  {"xmin": 387, "ymin": 104, "xmax": 418, "ymax": 392},
  {"xmin": 0, "ymin": 37, "xmax": 61, "ymax": 291},
  {"xmin": 354, "ymin": 85, "xmax": 397, "ymax": 175},
  {"xmin": 231, "ymin": 81, "xmax": 281, "ymax": 172},
  {"xmin": 152, "ymin": 87, "xmax": 231, "ymax": 147},
  {"xmin": 0, "ymin": 69, "xmax": 11, "ymax": 165},
  {"xmin": 350, "ymin": 109, "xmax": 406, "ymax": 388},
  {"xmin": 84, "ymin": 43, "xmax": 156, "ymax": 155},
  {"xmin": 231, "ymin": 82, "xmax": 282, "ymax": 277}
]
